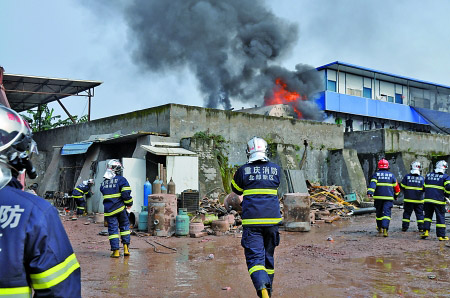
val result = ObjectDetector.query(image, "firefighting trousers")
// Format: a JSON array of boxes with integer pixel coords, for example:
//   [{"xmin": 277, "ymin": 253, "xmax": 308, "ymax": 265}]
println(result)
[
  {"xmin": 75, "ymin": 197, "xmax": 86, "ymax": 215},
  {"xmin": 402, "ymin": 202, "xmax": 424, "ymax": 231},
  {"xmin": 241, "ymin": 225, "xmax": 280, "ymax": 294},
  {"xmin": 423, "ymin": 202, "xmax": 447, "ymax": 237},
  {"xmin": 106, "ymin": 209, "xmax": 131, "ymax": 250},
  {"xmin": 374, "ymin": 200, "xmax": 393, "ymax": 230}
]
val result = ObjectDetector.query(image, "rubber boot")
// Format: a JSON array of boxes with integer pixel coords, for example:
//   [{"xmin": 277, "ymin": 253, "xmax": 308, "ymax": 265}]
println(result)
[
  {"xmin": 124, "ymin": 244, "xmax": 130, "ymax": 256},
  {"xmin": 383, "ymin": 228, "xmax": 388, "ymax": 237},
  {"xmin": 377, "ymin": 227, "xmax": 382, "ymax": 234},
  {"xmin": 420, "ymin": 230, "xmax": 429, "ymax": 239},
  {"xmin": 110, "ymin": 250, "xmax": 120, "ymax": 258},
  {"xmin": 438, "ymin": 236, "xmax": 449, "ymax": 241},
  {"xmin": 260, "ymin": 288, "xmax": 270, "ymax": 298}
]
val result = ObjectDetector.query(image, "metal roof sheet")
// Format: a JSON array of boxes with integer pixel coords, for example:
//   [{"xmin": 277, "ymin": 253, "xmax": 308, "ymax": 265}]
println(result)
[
  {"xmin": 140, "ymin": 145, "xmax": 197, "ymax": 156},
  {"xmin": 61, "ymin": 142, "xmax": 93, "ymax": 155}
]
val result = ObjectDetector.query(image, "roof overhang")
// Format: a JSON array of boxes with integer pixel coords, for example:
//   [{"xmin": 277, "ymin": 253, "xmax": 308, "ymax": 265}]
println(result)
[{"xmin": 141, "ymin": 144, "xmax": 197, "ymax": 156}]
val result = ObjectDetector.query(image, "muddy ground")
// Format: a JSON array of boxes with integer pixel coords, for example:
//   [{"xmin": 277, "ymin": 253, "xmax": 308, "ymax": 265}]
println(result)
[{"xmin": 63, "ymin": 208, "xmax": 450, "ymax": 298}]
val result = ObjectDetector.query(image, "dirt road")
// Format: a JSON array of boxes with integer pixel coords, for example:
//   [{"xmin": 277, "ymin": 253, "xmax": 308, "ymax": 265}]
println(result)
[{"xmin": 64, "ymin": 208, "xmax": 450, "ymax": 297}]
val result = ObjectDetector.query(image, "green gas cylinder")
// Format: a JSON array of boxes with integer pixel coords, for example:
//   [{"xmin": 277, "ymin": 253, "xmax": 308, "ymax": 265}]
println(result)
[
  {"xmin": 138, "ymin": 206, "xmax": 148, "ymax": 232},
  {"xmin": 175, "ymin": 208, "xmax": 189, "ymax": 236}
]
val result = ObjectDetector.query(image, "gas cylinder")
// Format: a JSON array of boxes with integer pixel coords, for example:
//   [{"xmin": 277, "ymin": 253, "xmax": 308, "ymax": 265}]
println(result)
[
  {"xmin": 152, "ymin": 176, "xmax": 161, "ymax": 194},
  {"xmin": 138, "ymin": 206, "xmax": 148, "ymax": 232},
  {"xmin": 161, "ymin": 183, "xmax": 167, "ymax": 194},
  {"xmin": 144, "ymin": 178, "xmax": 152, "ymax": 207},
  {"xmin": 168, "ymin": 177, "xmax": 176, "ymax": 194},
  {"xmin": 176, "ymin": 208, "xmax": 189, "ymax": 236}
]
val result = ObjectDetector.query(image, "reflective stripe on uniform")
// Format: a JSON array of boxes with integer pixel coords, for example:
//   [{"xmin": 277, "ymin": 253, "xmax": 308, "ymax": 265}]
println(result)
[
  {"xmin": 373, "ymin": 196, "xmax": 394, "ymax": 200},
  {"xmin": 370, "ymin": 179, "xmax": 378, "ymax": 183},
  {"xmin": 424, "ymin": 184, "xmax": 445, "ymax": 190},
  {"xmin": 0, "ymin": 287, "xmax": 31, "ymax": 297},
  {"xmin": 417, "ymin": 220, "xmax": 424, "ymax": 223},
  {"xmin": 367, "ymin": 188, "xmax": 375, "ymax": 192},
  {"xmin": 436, "ymin": 224, "xmax": 446, "ymax": 228},
  {"xmin": 242, "ymin": 189, "xmax": 277, "ymax": 196},
  {"xmin": 72, "ymin": 195, "xmax": 83, "ymax": 199},
  {"xmin": 424, "ymin": 199, "xmax": 446, "ymax": 205},
  {"xmin": 124, "ymin": 198, "xmax": 133, "ymax": 204},
  {"xmin": 404, "ymin": 199, "xmax": 424, "ymax": 204},
  {"xmin": 109, "ymin": 234, "xmax": 119, "ymax": 240},
  {"xmin": 104, "ymin": 206, "xmax": 125, "ymax": 217},
  {"xmin": 424, "ymin": 218, "xmax": 432, "ymax": 222},
  {"xmin": 30, "ymin": 253, "xmax": 80, "ymax": 290},
  {"xmin": 444, "ymin": 181, "xmax": 450, "ymax": 186},
  {"xmin": 377, "ymin": 182, "xmax": 397, "ymax": 187},
  {"xmin": 103, "ymin": 193, "xmax": 121, "ymax": 199},
  {"xmin": 401, "ymin": 184, "xmax": 423, "ymax": 191},
  {"xmin": 77, "ymin": 206, "xmax": 85, "ymax": 210},
  {"xmin": 121, "ymin": 187, "xmax": 131, "ymax": 192},
  {"xmin": 266, "ymin": 269, "xmax": 274, "ymax": 275},
  {"xmin": 120, "ymin": 230, "xmax": 131, "ymax": 236},
  {"xmin": 242, "ymin": 218, "xmax": 282, "ymax": 225},
  {"xmin": 376, "ymin": 216, "xmax": 391, "ymax": 220},
  {"xmin": 402, "ymin": 219, "xmax": 410, "ymax": 222},
  {"xmin": 248, "ymin": 265, "xmax": 266, "ymax": 275},
  {"xmin": 75, "ymin": 188, "xmax": 87, "ymax": 194},
  {"xmin": 231, "ymin": 180, "xmax": 243, "ymax": 192}
]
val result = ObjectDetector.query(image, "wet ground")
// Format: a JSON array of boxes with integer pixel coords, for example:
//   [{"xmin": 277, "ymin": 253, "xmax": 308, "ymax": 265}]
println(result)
[{"xmin": 64, "ymin": 208, "xmax": 450, "ymax": 297}]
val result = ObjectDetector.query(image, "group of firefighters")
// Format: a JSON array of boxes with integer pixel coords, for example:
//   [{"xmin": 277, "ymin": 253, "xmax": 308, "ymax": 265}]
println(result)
[{"xmin": 1, "ymin": 103, "xmax": 448, "ymax": 297}]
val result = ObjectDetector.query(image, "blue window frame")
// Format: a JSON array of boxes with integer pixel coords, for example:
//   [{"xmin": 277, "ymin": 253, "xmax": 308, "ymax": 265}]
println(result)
[
  {"xmin": 363, "ymin": 87, "xmax": 372, "ymax": 99},
  {"xmin": 395, "ymin": 93, "xmax": 403, "ymax": 104},
  {"xmin": 388, "ymin": 96, "xmax": 394, "ymax": 103},
  {"xmin": 327, "ymin": 80, "xmax": 337, "ymax": 92}
]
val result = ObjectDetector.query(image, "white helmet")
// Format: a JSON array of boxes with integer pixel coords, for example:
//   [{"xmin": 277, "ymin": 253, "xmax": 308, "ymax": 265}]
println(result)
[
  {"xmin": 83, "ymin": 179, "xmax": 95, "ymax": 186},
  {"xmin": 246, "ymin": 137, "xmax": 269, "ymax": 163},
  {"xmin": 410, "ymin": 161, "xmax": 421, "ymax": 175},
  {"xmin": 435, "ymin": 160, "xmax": 448, "ymax": 174}
]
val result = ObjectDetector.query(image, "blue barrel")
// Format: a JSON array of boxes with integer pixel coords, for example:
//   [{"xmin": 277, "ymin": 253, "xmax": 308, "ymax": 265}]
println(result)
[
  {"xmin": 144, "ymin": 179, "xmax": 152, "ymax": 207},
  {"xmin": 138, "ymin": 206, "xmax": 148, "ymax": 232},
  {"xmin": 176, "ymin": 208, "xmax": 189, "ymax": 236}
]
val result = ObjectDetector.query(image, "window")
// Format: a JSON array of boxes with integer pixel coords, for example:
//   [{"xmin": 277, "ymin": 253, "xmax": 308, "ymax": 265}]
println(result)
[
  {"xmin": 387, "ymin": 96, "xmax": 394, "ymax": 103},
  {"xmin": 363, "ymin": 87, "xmax": 372, "ymax": 99},
  {"xmin": 395, "ymin": 93, "xmax": 403, "ymax": 104},
  {"xmin": 327, "ymin": 80, "xmax": 337, "ymax": 92},
  {"xmin": 346, "ymin": 88, "xmax": 362, "ymax": 97}
]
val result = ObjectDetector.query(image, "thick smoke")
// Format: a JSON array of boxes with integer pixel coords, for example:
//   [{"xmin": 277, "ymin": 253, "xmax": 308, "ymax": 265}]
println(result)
[{"xmin": 122, "ymin": 0, "xmax": 323, "ymax": 119}]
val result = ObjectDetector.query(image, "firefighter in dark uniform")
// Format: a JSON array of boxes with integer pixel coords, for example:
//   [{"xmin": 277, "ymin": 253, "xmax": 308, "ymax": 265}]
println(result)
[
  {"xmin": 367, "ymin": 159, "xmax": 400, "ymax": 237},
  {"xmin": 400, "ymin": 161, "xmax": 425, "ymax": 232},
  {"xmin": 231, "ymin": 137, "xmax": 281, "ymax": 298},
  {"xmin": 100, "ymin": 159, "xmax": 133, "ymax": 257},
  {"xmin": 421, "ymin": 160, "xmax": 450, "ymax": 241},
  {"xmin": 72, "ymin": 179, "xmax": 94, "ymax": 215},
  {"xmin": 0, "ymin": 105, "xmax": 81, "ymax": 297}
]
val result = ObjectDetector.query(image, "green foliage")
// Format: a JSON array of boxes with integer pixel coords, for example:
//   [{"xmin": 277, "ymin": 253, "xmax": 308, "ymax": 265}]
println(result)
[
  {"xmin": 20, "ymin": 104, "xmax": 87, "ymax": 132},
  {"xmin": 263, "ymin": 137, "xmax": 277, "ymax": 158}
]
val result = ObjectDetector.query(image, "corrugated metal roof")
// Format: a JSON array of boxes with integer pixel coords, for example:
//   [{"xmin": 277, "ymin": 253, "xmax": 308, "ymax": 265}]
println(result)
[
  {"xmin": 61, "ymin": 142, "xmax": 93, "ymax": 155},
  {"xmin": 141, "ymin": 145, "xmax": 197, "ymax": 156}
]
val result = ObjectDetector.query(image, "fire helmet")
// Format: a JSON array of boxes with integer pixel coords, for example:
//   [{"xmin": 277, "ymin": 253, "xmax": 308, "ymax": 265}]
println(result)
[
  {"xmin": 84, "ymin": 179, "xmax": 95, "ymax": 186},
  {"xmin": 410, "ymin": 161, "xmax": 421, "ymax": 175},
  {"xmin": 435, "ymin": 160, "xmax": 448, "ymax": 174},
  {"xmin": 378, "ymin": 159, "xmax": 389, "ymax": 170},
  {"xmin": 107, "ymin": 159, "xmax": 123, "ymax": 174},
  {"xmin": 246, "ymin": 136, "xmax": 269, "ymax": 163},
  {"xmin": 0, "ymin": 105, "xmax": 38, "ymax": 189}
]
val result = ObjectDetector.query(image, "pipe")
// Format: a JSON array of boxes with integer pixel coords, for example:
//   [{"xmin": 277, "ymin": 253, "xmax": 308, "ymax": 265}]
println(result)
[{"xmin": 351, "ymin": 207, "xmax": 376, "ymax": 215}]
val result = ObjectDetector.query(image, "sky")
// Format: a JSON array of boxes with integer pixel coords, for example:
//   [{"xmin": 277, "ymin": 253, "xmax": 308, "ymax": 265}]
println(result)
[{"xmin": 2, "ymin": 0, "xmax": 450, "ymax": 120}]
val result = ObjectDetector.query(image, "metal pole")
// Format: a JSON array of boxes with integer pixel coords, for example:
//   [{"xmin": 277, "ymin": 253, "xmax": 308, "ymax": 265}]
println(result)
[
  {"xmin": 38, "ymin": 104, "xmax": 42, "ymax": 131},
  {"xmin": 56, "ymin": 98, "xmax": 76, "ymax": 124},
  {"xmin": 88, "ymin": 90, "xmax": 91, "ymax": 122}
]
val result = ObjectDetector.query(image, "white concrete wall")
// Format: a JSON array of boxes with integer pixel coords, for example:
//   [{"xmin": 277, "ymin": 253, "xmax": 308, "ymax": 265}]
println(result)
[{"xmin": 166, "ymin": 156, "xmax": 199, "ymax": 195}]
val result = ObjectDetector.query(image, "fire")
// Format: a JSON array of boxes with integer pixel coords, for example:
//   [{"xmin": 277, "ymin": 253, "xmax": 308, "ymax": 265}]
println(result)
[{"xmin": 264, "ymin": 78, "xmax": 307, "ymax": 118}]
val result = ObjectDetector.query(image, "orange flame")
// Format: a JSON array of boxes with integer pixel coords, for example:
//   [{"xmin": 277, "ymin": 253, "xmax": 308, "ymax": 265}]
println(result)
[{"xmin": 264, "ymin": 78, "xmax": 307, "ymax": 118}]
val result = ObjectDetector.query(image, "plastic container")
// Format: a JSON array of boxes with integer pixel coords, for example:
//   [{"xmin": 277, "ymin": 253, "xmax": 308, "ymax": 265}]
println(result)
[
  {"xmin": 152, "ymin": 176, "xmax": 161, "ymax": 194},
  {"xmin": 176, "ymin": 208, "xmax": 189, "ymax": 236},
  {"xmin": 144, "ymin": 178, "xmax": 152, "ymax": 207},
  {"xmin": 138, "ymin": 206, "xmax": 148, "ymax": 232}
]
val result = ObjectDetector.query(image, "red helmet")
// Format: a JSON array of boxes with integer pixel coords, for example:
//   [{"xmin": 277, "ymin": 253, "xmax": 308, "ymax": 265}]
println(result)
[{"xmin": 378, "ymin": 159, "xmax": 389, "ymax": 169}]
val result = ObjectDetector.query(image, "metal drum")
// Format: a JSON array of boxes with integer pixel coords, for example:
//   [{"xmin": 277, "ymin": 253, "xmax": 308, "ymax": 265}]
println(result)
[{"xmin": 148, "ymin": 194, "xmax": 178, "ymax": 236}]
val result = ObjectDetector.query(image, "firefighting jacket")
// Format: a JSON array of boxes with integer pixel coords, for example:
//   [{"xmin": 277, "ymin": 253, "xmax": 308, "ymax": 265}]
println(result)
[
  {"xmin": 400, "ymin": 174, "xmax": 425, "ymax": 203},
  {"xmin": 0, "ymin": 182, "xmax": 81, "ymax": 297},
  {"xmin": 100, "ymin": 175, "xmax": 132, "ymax": 217},
  {"xmin": 367, "ymin": 170, "xmax": 400, "ymax": 200},
  {"xmin": 423, "ymin": 171, "xmax": 450, "ymax": 205},
  {"xmin": 72, "ymin": 183, "xmax": 91, "ymax": 199},
  {"xmin": 231, "ymin": 160, "xmax": 281, "ymax": 226}
]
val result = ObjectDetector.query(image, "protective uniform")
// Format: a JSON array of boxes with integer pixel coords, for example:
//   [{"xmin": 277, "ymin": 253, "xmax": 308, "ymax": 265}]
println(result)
[
  {"xmin": 367, "ymin": 159, "xmax": 400, "ymax": 237},
  {"xmin": 100, "ymin": 160, "xmax": 133, "ymax": 257},
  {"xmin": 421, "ymin": 160, "xmax": 450, "ymax": 241},
  {"xmin": 400, "ymin": 162, "xmax": 425, "ymax": 231},
  {"xmin": 72, "ymin": 180, "xmax": 93, "ymax": 215},
  {"xmin": 231, "ymin": 137, "xmax": 281, "ymax": 298},
  {"xmin": 0, "ymin": 105, "xmax": 81, "ymax": 296}
]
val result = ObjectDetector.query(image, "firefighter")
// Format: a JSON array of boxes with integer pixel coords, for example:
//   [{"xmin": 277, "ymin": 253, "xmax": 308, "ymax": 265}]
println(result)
[
  {"xmin": 100, "ymin": 159, "xmax": 133, "ymax": 257},
  {"xmin": 421, "ymin": 160, "xmax": 450, "ymax": 241},
  {"xmin": 231, "ymin": 137, "xmax": 281, "ymax": 298},
  {"xmin": 400, "ymin": 161, "xmax": 425, "ymax": 232},
  {"xmin": 0, "ymin": 105, "xmax": 81, "ymax": 296},
  {"xmin": 72, "ymin": 179, "xmax": 95, "ymax": 216},
  {"xmin": 367, "ymin": 159, "xmax": 400, "ymax": 237}
]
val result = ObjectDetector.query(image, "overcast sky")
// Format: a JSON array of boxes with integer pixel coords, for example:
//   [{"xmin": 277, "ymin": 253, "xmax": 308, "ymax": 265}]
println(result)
[{"xmin": 2, "ymin": 0, "xmax": 450, "ymax": 120}]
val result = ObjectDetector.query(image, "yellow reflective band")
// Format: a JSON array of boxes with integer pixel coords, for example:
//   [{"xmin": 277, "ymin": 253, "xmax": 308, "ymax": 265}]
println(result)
[
  {"xmin": 72, "ymin": 195, "xmax": 83, "ymax": 199},
  {"xmin": 436, "ymin": 224, "xmax": 446, "ymax": 228},
  {"xmin": 77, "ymin": 207, "xmax": 85, "ymax": 209},
  {"xmin": 444, "ymin": 180, "xmax": 450, "ymax": 186},
  {"xmin": 243, "ymin": 189, "xmax": 278, "ymax": 196},
  {"xmin": 266, "ymin": 269, "xmax": 274, "ymax": 275},
  {"xmin": 377, "ymin": 183, "xmax": 396, "ymax": 187},
  {"xmin": 371, "ymin": 179, "xmax": 378, "ymax": 183},
  {"xmin": 401, "ymin": 184, "xmax": 423, "ymax": 191},
  {"xmin": 373, "ymin": 196, "xmax": 394, "ymax": 200},
  {"xmin": 120, "ymin": 230, "xmax": 131, "ymax": 236},
  {"xmin": 381, "ymin": 216, "xmax": 391, "ymax": 220},
  {"xmin": 417, "ymin": 220, "xmax": 424, "ymax": 223},
  {"xmin": 404, "ymin": 199, "xmax": 424, "ymax": 204},
  {"xmin": 395, "ymin": 191, "xmax": 400, "ymax": 196},
  {"xmin": 376, "ymin": 217, "xmax": 383, "ymax": 220},
  {"xmin": 103, "ymin": 193, "xmax": 121, "ymax": 199},
  {"xmin": 242, "ymin": 218, "xmax": 282, "ymax": 225},
  {"xmin": 367, "ymin": 188, "xmax": 375, "ymax": 192},
  {"xmin": 424, "ymin": 218, "xmax": 432, "ymax": 222},
  {"xmin": 248, "ymin": 265, "xmax": 266, "ymax": 275},
  {"xmin": 104, "ymin": 206, "xmax": 125, "ymax": 217},
  {"xmin": 74, "ymin": 188, "xmax": 84, "ymax": 193},
  {"xmin": 124, "ymin": 198, "xmax": 133, "ymax": 204},
  {"xmin": 424, "ymin": 199, "xmax": 446, "ymax": 205},
  {"xmin": 0, "ymin": 286, "xmax": 31, "ymax": 296},
  {"xmin": 402, "ymin": 219, "xmax": 410, "ymax": 222},
  {"xmin": 30, "ymin": 253, "xmax": 80, "ymax": 290},
  {"xmin": 231, "ymin": 180, "xmax": 243, "ymax": 192},
  {"xmin": 424, "ymin": 184, "xmax": 445, "ymax": 190},
  {"xmin": 109, "ymin": 234, "xmax": 119, "ymax": 239},
  {"xmin": 121, "ymin": 186, "xmax": 131, "ymax": 192}
]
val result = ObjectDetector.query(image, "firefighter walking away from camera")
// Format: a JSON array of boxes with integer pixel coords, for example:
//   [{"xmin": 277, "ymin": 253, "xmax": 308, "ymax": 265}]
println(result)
[
  {"xmin": 421, "ymin": 160, "xmax": 450, "ymax": 241},
  {"xmin": 231, "ymin": 137, "xmax": 281, "ymax": 298},
  {"xmin": 0, "ymin": 105, "xmax": 81, "ymax": 296},
  {"xmin": 367, "ymin": 159, "xmax": 400, "ymax": 237},
  {"xmin": 400, "ymin": 161, "xmax": 425, "ymax": 232},
  {"xmin": 100, "ymin": 159, "xmax": 133, "ymax": 257},
  {"xmin": 72, "ymin": 179, "xmax": 95, "ymax": 216}
]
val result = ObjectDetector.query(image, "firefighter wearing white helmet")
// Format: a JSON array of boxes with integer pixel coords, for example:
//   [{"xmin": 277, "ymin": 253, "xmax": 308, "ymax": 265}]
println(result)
[
  {"xmin": 0, "ymin": 105, "xmax": 81, "ymax": 296},
  {"xmin": 71, "ymin": 178, "xmax": 95, "ymax": 216},
  {"xmin": 400, "ymin": 161, "xmax": 425, "ymax": 232},
  {"xmin": 231, "ymin": 137, "xmax": 281, "ymax": 298},
  {"xmin": 421, "ymin": 160, "xmax": 450, "ymax": 241}
]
